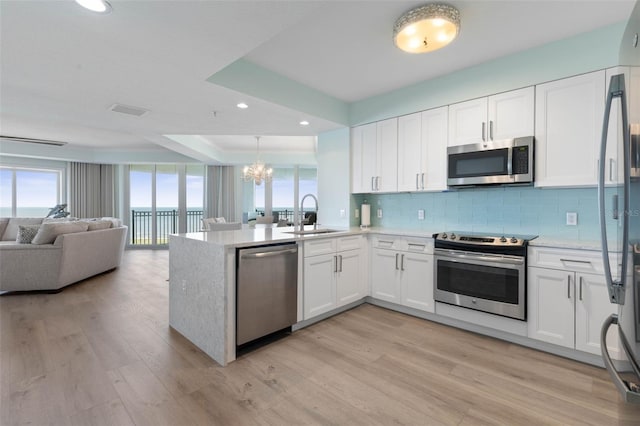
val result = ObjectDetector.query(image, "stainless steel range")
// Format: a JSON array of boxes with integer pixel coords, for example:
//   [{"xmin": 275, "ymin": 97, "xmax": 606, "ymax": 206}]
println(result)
[{"xmin": 433, "ymin": 231, "xmax": 537, "ymax": 320}]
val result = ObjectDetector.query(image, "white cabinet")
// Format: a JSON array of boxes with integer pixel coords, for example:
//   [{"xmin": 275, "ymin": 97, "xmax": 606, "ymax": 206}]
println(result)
[
  {"xmin": 527, "ymin": 247, "xmax": 621, "ymax": 359},
  {"xmin": 397, "ymin": 107, "xmax": 448, "ymax": 192},
  {"xmin": 351, "ymin": 118, "xmax": 398, "ymax": 193},
  {"xmin": 370, "ymin": 236, "xmax": 434, "ymax": 313},
  {"xmin": 303, "ymin": 235, "xmax": 365, "ymax": 319},
  {"xmin": 448, "ymin": 87, "xmax": 534, "ymax": 147},
  {"xmin": 535, "ymin": 70, "xmax": 606, "ymax": 187}
]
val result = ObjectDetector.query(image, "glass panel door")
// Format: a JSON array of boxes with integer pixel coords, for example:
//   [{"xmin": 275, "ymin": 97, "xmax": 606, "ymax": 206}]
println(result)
[
  {"xmin": 186, "ymin": 165, "xmax": 204, "ymax": 232},
  {"xmin": 155, "ymin": 165, "xmax": 178, "ymax": 244},
  {"xmin": 130, "ymin": 165, "xmax": 153, "ymax": 245}
]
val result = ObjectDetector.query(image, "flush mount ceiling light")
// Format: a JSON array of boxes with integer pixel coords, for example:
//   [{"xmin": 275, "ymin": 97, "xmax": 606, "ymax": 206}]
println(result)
[
  {"xmin": 299, "ymin": 120, "xmax": 310, "ymax": 126},
  {"xmin": 242, "ymin": 136, "xmax": 272, "ymax": 186},
  {"xmin": 237, "ymin": 102, "xmax": 249, "ymax": 109},
  {"xmin": 75, "ymin": 0, "xmax": 112, "ymax": 13},
  {"xmin": 393, "ymin": 3, "xmax": 460, "ymax": 54}
]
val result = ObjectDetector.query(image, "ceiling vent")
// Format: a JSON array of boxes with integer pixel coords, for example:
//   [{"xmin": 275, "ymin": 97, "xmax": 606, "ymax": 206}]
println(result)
[
  {"xmin": 0, "ymin": 135, "xmax": 67, "ymax": 146},
  {"xmin": 109, "ymin": 103, "xmax": 149, "ymax": 117}
]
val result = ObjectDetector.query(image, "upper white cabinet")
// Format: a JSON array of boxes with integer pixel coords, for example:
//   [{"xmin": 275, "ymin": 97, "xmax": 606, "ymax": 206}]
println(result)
[
  {"xmin": 535, "ymin": 71, "xmax": 606, "ymax": 187},
  {"xmin": 448, "ymin": 87, "xmax": 534, "ymax": 147},
  {"xmin": 397, "ymin": 107, "xmax": 448, "ymax": 192},
  {"xmin": 351, "ymin": 118, "xmax": 398, "ymax": 193}
]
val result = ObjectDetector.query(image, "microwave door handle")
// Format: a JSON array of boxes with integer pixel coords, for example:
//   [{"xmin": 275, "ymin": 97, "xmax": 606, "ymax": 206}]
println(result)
[
  {"xmin": 598, "ymin": 73, "xmax": 630, "ymax": 306},
  {"xmin": 507, "ymin": 146, "xmax": 513, "ymax": 177}
]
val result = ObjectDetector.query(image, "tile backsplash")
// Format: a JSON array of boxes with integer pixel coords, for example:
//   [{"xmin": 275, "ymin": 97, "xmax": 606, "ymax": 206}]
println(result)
[{"xmin": 352, "ymin": 185, "xmax": 623, "ymax": 241}]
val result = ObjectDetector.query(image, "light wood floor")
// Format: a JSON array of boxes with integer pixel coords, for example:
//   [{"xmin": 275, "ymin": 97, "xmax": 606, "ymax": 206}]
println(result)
[{"xmin": 2, "ymin": 250, "xmax": 639, "ymax": 426}]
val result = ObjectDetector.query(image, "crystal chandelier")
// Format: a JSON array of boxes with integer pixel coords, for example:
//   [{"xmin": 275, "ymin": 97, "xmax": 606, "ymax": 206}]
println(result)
[{"xmin": 242, "ymin": 136, "xmax": 272, "ymax": 185}]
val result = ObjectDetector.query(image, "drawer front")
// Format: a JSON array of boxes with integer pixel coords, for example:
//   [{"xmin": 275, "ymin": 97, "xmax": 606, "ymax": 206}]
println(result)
[
  {"xmin": 336, "ymin": 235, "xmax": 363, "ymax": 252},
  {"xmin": 403, "ymin": 237, "xmax": 433, "ymax": 254},
  {"xmin": 528, "ymin": 247, "xmax": 611, "ymax": 274},
  {"xmin": 304, "ymin": 238, "xmax": 337, "ymax": 257}
]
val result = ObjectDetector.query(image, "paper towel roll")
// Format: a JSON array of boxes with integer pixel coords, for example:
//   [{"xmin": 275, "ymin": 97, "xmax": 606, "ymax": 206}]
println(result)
[{"xmin": 361, "ymin": 203, "xmax": 371, "ymax": 227}]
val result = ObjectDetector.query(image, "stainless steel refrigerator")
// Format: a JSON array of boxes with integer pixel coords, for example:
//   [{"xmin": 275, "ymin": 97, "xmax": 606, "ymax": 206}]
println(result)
[{"xmin": 599, "ymin": 0, "xmax": 640, "ymax": 404}]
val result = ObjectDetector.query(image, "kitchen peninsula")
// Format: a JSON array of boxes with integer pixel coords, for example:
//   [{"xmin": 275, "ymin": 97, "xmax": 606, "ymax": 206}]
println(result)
[{"xmin": 168, "ymin": 226, "xmax": 358, "ymax": 366}]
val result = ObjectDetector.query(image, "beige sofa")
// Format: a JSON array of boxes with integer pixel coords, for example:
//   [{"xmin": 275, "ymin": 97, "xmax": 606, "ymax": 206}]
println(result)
[{"xmin": 0, "ymin": 217, "xmax": 127, "ymax": 292}]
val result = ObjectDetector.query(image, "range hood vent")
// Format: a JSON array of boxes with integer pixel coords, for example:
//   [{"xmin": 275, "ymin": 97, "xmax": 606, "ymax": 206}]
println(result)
[
  {"xmin": 0, "ymin": 135, "xmax": 67, "ymax": 147},
  {"xmin": 110, "ymin": 103, "xmax": 149, "ymax": 116}
]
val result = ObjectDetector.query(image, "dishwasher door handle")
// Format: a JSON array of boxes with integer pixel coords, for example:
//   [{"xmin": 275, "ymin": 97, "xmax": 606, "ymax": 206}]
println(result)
[{"xmin": 241, "ymin": 248, "xmax": 298, "ymax": 259}]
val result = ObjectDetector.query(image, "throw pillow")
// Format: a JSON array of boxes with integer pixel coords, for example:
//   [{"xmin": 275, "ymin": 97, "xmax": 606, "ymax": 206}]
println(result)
[
  {"xmin": 84, "ymin": 220, "xmax": 112, "ymax": 231},
  {"xmin": 31, "ymin": 221, "xmax": 89, "ymax": 245},
  {"xmin": 215, "ymin": 217, "xmax": 226, "ymax": 223},
  {"xmin": 16, "ymin": 225, "xmax": 40, "ymax": 244}
]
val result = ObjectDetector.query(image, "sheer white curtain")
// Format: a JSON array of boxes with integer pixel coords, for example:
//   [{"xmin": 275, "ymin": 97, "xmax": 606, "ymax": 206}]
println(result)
[
  {"xmin": 69, "ymin": 162, "xmax": 115, "ymax": 218},
  {"xmin": 205, "ymin": 165, "xmax": 237, "ymax": 221}
]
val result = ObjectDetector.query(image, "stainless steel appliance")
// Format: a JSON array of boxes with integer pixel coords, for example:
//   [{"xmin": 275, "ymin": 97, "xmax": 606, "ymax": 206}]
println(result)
[
  {"xmin": 447, "ymin": 136, "xmax": 534, "ymax": 187},
  {"xmin": 433, "ymin": 232, "xmax": 537, "ymax": 320},
  {"xmin": 236, "ymin": 243, "xmax": 298, "ymax": 347},
  {"xmin": 598, "ymin": 0, "xmax": 640, "ymax": 403}
]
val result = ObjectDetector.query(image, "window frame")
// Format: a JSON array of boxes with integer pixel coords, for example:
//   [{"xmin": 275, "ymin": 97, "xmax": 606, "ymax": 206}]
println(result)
[{"xmin": 0, "ymin": 165, "xmax": 65, "ymax": 217}]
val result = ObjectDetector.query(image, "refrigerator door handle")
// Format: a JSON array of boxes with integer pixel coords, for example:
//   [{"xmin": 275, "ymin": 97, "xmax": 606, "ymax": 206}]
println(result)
[
  {"xmin": 601, "ymin": 314, "xmax": 640, "ymax": 404},
  {"xmin": 598, "ymin": 73, "xmax": 630, "ymax": 305}
]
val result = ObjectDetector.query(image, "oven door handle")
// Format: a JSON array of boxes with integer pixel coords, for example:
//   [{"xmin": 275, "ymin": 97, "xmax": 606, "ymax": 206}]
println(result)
[{"xmin": 435, "ymin": 251, "xmax": 524, "ymax": 266}]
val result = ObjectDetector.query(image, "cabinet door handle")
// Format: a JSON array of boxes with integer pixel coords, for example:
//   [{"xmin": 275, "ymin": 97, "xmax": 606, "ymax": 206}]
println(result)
[
  {"xmin": 371, "ymin": 177, "xmax": 375, "ymax": 192},
  {"xmin": 579, "ymin": 276, "xmax": 583, "ymax": 301},
  {"xmin": 482, "ymin": 122, "xmax": 486, "ymax": 142},
  {"xmin": 376, "ymin": 176, "xmax": 380, "ymax": 191},
  {"xmin": 421, "ymin": 173, "xmax": 425, "ymax": 190},
  {"xmin": 339, "ymin": 255, "xmax": 343, "ymax": 273},
  {"xmin": 567, "ymin": 275, "xmax": 572, "ymax": 298},
  {"xmin": 395, "ymin": 253, "xmax": 399, "ymax": 270},
  {"xmin": 400, "ymin": 254, "xmax": 405, "ymax": 271},
  {"xmin": 416, "ymin": 173, "xmax": 419, "ymax": 190},
  {"xmin": 489, "ymin": 120, "xmax": 494, "ymax": 140},
  {"xmin": 334, "ymin": 255, "xmax": 338, "ymax": 273}
]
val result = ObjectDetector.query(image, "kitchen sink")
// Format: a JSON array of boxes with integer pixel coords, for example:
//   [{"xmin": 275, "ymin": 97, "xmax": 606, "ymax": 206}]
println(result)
[{"xmin": 283, "ymin": 229, "xmax": 341, "ymax": 235}]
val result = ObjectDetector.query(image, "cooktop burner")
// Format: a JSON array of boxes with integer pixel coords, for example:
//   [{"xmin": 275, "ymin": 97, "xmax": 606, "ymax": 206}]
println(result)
[{"xmin": 433, "ymin": 231, "xmax": 538, "ymax": 247}]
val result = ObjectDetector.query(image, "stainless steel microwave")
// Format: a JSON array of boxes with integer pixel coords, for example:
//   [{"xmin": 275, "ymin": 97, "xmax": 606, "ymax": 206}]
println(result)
[{"xmin": 447, "ymin": 136, "xmax": 534, "ymax": 187}]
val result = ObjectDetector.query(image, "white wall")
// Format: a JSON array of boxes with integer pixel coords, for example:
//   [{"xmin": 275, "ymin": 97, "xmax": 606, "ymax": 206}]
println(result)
[{"xmin": 317, "ymin": 127, "xmax": 350, "ymax": 227}]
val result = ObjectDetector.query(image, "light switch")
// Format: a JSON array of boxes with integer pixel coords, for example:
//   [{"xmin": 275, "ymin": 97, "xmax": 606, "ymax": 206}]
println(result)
[
  {"xmin": 355, "ymin": 209, "xmax": 359, "ymax": 219},
  {"xmin": 340, "ymin": 209, "xmax": 346, "ymax": 218},
  {"xmin": 377, "ymin": 208, "xmax": 383, "ymax": 218},
  {"xmin": 566, "ymin": 212, "xmax": 578, "ymax": 226},
  {"xmin": 418, "ymin": 209, "xmax": 425, "ymax": 220}
]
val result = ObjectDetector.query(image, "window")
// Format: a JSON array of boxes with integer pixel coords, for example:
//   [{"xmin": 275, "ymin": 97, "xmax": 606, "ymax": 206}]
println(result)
[
  {"xmin": 186, "ymin": 165, "xmax": 204, "ymax": 232},
  {"xmin": 0, "ymin": 167, "xmax": 62, "ymax": 217},
  {"xmin": 243, "ymin": 166, "xmax": 317, "ymax": 224}
]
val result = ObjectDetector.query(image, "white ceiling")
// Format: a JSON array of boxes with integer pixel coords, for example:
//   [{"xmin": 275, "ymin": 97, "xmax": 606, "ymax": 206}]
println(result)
[{"xmin": 0, "ymin": 0, "xmax": 636, "ymax": 164}]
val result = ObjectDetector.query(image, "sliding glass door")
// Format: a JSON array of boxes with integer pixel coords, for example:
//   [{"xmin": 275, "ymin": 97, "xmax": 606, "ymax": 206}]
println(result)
[{"xmin": 128, "ymin": 164, "xmax": 204, "ymax": 246}]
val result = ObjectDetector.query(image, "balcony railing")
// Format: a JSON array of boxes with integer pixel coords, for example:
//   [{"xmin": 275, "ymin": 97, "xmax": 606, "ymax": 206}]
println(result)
[{"xmin": 130, "ymin": 209, "xmax": 203, "ymax": 245}]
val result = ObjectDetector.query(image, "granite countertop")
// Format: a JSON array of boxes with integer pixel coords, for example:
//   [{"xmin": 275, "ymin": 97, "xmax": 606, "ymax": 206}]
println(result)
[{"xmin": 529, "ymin": 237, "xmax": 603, "ymax": 251}]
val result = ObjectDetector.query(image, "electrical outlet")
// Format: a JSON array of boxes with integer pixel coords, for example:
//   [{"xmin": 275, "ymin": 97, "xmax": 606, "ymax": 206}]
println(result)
[
  {"xmin": 355, "ymin": 209, "xmax": 359, "ymax": 219},
  {"xmin": 566, "ymin": 212, "xmax": 578, "ymax": 226},
  {"xmin": 340, "ymin": 209, "xmax": 346, "ymax": 218},
  {"xmin": 418, "ymin": 209, "xmax": 425, "ymax": 220},
  {"xmin": 377, "ymin": 208, "xmax": 383, "ymax": 218}
]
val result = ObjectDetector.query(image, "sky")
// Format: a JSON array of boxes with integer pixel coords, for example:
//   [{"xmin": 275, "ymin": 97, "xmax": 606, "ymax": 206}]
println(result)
[{"xmin": 0, "ymin": 169, "xmax": 58, "ymax": 208}]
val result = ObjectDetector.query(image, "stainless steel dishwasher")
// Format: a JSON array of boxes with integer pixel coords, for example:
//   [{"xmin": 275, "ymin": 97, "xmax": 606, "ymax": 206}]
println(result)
[{"xmin": 236, "ymin": 243, "xmax": 298, "ymax": 347}]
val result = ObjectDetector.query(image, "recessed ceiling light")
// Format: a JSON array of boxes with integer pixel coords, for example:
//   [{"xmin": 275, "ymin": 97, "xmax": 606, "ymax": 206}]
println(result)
[
  {"xmin": 237, "ymin": 102, "xmax": 249, "ymax": 109},
  {"xmin": 299, "ymin": 120, "xmax": 310, "ymax": 126},
  {"xmin": 75, "ymin": 0, "xmax": 112, "ymax": 13}
]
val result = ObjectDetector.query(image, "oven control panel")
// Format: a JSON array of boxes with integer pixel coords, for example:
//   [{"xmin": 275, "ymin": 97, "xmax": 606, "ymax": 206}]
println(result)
[{"xmin": 434, "ymin": 232, "xmax": 536, "ymax": 247}]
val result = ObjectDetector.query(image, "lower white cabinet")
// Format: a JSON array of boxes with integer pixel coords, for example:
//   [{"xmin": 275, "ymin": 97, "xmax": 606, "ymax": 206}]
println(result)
[
  {"xmin": 303, "ymin": 236, "xmax": 365, "ymax": 320},
  {"xmin": 528, "ymin": 247, "xmax": 621, "ymax": 359},
  {"xmin": 370, "ymin": 236, "xmax": 434, "ymax": 313}
]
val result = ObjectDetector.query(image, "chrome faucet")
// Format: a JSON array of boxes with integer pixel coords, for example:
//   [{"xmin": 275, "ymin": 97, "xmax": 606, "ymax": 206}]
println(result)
[{"xmin": 300, "ymin": 193, "xmax": 318, "ymax": 231}]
